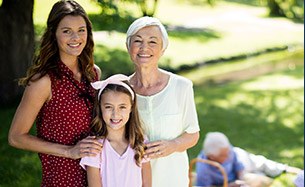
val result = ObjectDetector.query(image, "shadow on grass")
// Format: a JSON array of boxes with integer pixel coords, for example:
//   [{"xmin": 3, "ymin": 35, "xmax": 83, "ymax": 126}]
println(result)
[
  {"xmin": 94, "ymin": 44, "xmax": 134, "ymax": 79},
  {"xmin": 89, "ymin": 13, "xmax": 135, "ymax": 33},
  {"xmin": 225, "ymin": 0, "xmax": 263, "ymax": 6},
  {"xmin": 0, "ymin": 107, "xmax": 41, "ymax": 187},
  {"xmin": 167, "ymin": 25, "xmax": 221, "ymax": 42}
]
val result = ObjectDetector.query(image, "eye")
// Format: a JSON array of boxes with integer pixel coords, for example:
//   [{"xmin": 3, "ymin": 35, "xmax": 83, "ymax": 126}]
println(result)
[
  {"xmin": 63, "ymin": 29, "xmax": 71, "ymax": 34},
  {"xmin": 150, "ymin": 41, "xmax": 157, "ymax": 44},
  {"xmin": 79, "ymin": 28, "xmax": 86, "ymax": 33},
  {"xmin": 120, "ymin": 105, "xmax": 127, "ymax": 109},
  {"xmin": 104, "ymin": 105, "xmax": 112, "ymax": 109},
  {"xmin": 134, "ymin": 40, "xmax": 142, "ymax": 43}
]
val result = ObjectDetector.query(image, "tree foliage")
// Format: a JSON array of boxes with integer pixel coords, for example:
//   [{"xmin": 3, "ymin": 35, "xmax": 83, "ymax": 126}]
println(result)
[
  {"xmin": 266, "ymin": 0, "xmax": 304, "ymax": 20},
  {"xmin": 96, "ymin": 0, "xmax": 159, "ymax": 17}
]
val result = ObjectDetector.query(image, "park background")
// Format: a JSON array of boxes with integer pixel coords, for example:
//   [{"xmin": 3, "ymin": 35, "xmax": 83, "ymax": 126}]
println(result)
[{"xmin": 0, "ymin": 0, "xmax": 303, "ymax": 186}]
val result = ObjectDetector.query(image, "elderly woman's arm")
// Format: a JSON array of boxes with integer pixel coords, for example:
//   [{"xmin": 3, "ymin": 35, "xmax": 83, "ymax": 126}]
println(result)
[{"xmin": 145, "ymin": 132, "xmax": 199, "ymax": 159}]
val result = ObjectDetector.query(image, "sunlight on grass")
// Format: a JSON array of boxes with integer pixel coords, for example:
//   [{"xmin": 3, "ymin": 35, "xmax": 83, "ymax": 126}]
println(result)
[
  {"xmin": 180, "ymin": 48, "xmax": 304, "ymax": 83},
  {"xmin": 272, "ymin": 173, "xmax": 297, "ymax": 187},
  {"xmin": 94, "ymin": 31, "xmax": 126, "ymax": 49},
  {"xmin": 241, "ymin": 75, "xmax": 304, "ymax": 91},
  {"xmin": 280, "ymin": 149, "xmax": 300, "ymax": 158}
]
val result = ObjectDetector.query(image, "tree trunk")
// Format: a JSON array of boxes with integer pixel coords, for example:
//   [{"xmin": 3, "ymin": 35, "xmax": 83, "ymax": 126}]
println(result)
[{"xmin": 0, "ymin": 0, "xmax": 34, "ymax": 106}]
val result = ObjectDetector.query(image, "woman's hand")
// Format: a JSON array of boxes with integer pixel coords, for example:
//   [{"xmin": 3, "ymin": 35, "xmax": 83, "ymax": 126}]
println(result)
[
  {"xmin": 144, "ymin": 132, "xmax": 199, "ymax": 159},
  {"xmin": 144, "ymin": 139, "xmax": 177, "ymax": 159},
  {"xmin": 66, "ymin": 136, "xmax": 103, "ymax": 159}
]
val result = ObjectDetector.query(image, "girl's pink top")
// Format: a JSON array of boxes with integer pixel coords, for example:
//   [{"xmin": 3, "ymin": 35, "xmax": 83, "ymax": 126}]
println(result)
[{"xmin": 80, "ymin": 138, "xmax": 149, "ymax": 187}]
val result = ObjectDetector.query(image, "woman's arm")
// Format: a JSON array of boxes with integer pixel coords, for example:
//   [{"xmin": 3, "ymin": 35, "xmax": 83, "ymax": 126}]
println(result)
[
  {"xmin": 145, "ymin": 131, "xmax": 199, "ymax": 159},
  {"xmin": 8, "ymin": 75, "xmax": 102, "ymax": 159},
  {"xmin": 142, "ymin": 161, "xmax": 152, "ymax": 187},
  {"xmin": 87, "ymin": 166, "xmax": 102, "ymax": 187}
]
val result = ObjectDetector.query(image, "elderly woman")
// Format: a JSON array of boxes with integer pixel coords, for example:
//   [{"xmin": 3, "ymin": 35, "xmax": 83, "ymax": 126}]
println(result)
[{"xmin": 125, "ymin": 16, "xmax": 200, "ymax": 187}]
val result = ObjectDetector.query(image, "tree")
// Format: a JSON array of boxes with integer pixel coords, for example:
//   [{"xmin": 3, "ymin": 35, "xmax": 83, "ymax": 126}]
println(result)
[
  {"xmin": 0, "ymin": 0, "xmax": 34, "ymax": 106},
  {"xmin": 138, "ymin": 0, "xmax": 159, "ymax": 17},
  {"xmin": 97, "ymin": 0, "xmax": 159, "ymax": 17},
  {"xmin": 267, "ymin": 0, "xmax": 286, "ymax": 17}
]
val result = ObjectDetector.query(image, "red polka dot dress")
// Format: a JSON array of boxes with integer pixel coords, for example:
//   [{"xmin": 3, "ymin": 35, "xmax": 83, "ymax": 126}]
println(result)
[{"xmin": 36, "ymin": 61, "xmax": 97, "ymax": 187}]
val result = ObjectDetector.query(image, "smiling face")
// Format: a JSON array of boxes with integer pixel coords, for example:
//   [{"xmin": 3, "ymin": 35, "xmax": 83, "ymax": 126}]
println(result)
[
  {"xmin": 55, "ymin": 15, "xmax": 87, "ymax": 62},
  {"xmin": 100, "ymin": 91, "xmax": 132, "ymax": 132},
  {"xmin": 128, "ymin": 26, "xmax": 164, "ymax": 68}
]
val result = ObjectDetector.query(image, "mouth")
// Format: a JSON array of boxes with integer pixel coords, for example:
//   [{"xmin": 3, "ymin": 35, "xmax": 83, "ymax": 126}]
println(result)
[
  {"xmin": 68, "ymin": 43, "xmax": 82, "ymax": 48},
  {"xmin": 110, "ymin": 119, "xmax": 122, "ymax": 124},
  {"xmin": 137, "ymin": 54, "xmax": 152, "ymax": 58}
]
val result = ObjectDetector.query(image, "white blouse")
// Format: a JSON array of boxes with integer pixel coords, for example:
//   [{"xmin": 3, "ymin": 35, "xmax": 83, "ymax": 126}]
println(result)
[{"xmin": 136, "ymin": 70, "xmax": 200, "ymax": 187}]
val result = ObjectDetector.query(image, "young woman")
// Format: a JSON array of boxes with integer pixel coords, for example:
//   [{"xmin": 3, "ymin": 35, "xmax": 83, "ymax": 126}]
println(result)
[
  {"xmin": 80, "ymin": 74, "xmax": 151, "ymax": 187},
  {"xmin": 8, "ymin": 1, "xmax": 102, "ymax": 186}
]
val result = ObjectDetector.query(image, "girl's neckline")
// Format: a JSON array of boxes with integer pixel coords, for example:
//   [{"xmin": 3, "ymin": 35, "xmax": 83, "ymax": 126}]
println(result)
[{"xmin": 105, "ymin": 138, "xmax": 129, "ymax": 158}]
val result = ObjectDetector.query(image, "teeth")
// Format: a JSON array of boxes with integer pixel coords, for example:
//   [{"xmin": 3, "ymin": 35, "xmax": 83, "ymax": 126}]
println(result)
[
  {"xmin": 138, "ymin": 54, "xmax": 151, "ymax": 57},
  {"xmin": 69, "ymin": 43, "xmax": 80, "ymax": 47}
]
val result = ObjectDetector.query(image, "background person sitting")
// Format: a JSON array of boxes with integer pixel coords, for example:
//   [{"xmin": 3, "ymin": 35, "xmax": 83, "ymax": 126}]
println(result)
[{"xmin": 195, "ymin": 132, "xmax": 302, "ymax": 187}]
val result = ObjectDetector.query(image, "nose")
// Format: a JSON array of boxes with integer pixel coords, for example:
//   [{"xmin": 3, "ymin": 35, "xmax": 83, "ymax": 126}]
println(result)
[
  {"xmin": 111, "ymin": 108, "xmax": 119, "ymax": 117},
  {"xmin": 71, "ymin": 32, "xmax": 80, "ymax": 39},
  {"xmin": 140, "ymin": 42, "xmax": 148, "ymax": 50}
]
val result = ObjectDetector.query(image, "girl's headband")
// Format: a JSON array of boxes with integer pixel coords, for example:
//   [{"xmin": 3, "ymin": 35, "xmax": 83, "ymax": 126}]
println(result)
[{"xmin": 91, "ymin": 74, "xmax": 135, "ymax": 101}]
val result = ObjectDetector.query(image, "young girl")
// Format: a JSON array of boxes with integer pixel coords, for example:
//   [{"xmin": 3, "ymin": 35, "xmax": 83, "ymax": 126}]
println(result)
[{"xmin": 80, "ymin": 74, "xmax": 152, "ymax": 187}]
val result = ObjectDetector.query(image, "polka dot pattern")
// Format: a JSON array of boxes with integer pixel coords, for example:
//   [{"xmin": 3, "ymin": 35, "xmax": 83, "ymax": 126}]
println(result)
[{"xmin": 36, "ymin": 61, "xmax": 97, "ymax": 187}]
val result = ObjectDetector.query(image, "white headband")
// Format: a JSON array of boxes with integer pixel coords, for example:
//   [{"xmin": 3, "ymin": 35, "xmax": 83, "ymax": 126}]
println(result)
[{"xmin": 91, "ymin": 74, "xmax": 134, "ymax": 101}]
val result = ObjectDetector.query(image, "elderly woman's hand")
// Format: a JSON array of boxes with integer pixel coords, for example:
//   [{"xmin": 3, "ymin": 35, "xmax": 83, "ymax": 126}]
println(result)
[
  {"xmin": 66, "ymin": 136, "xmax": 103, "ymax": 159},
  {"xmin": 144, "ymin": 139, "xmax": 178, "ymax": 159}
]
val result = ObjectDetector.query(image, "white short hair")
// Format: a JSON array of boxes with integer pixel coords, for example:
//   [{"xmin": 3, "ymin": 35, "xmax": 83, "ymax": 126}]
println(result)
[
  {"xmin": 126, "ymin": 16, "xmax": 169, "ymax": 51},
  {"xmin": 203, "ymin": 132, "xmax": 231, "ymax": 156}
]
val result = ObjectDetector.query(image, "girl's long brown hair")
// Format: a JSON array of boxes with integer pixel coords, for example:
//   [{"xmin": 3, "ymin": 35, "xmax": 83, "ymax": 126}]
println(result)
[
  {"xmin": 91, "ymin": 81, "xmax": 146, "ymax": 166},
  {"xmin": 19, "ymin": 0, "xmax": 95, "ymax": 86}
]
